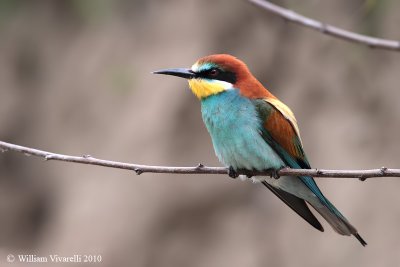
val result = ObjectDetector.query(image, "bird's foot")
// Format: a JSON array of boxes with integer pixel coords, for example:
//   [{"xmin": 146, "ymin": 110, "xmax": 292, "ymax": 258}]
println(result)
[
  {"xmin": 228, "ymin": 167, "xmax": 254, "ymax": 179},
  {"xmin": 228, "ymin": 166, "xmax": 239, "ymax": 179},
  {"xmin": 242, "ymin": 169, "xmax": 254, "ymax": 178},
  {"xmin": 265, "ymin": 168, "xmax": 281, "ymax": 179}
]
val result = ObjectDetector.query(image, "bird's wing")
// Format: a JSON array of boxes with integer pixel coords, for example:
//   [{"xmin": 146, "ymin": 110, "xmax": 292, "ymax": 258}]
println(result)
[
  {"xmin": 253, "ymin": 98, "xmax": 310, "ymax": 168},
  {"xmin": 263, "ymin": 97, "xmax": 311, "ymax": 168}
]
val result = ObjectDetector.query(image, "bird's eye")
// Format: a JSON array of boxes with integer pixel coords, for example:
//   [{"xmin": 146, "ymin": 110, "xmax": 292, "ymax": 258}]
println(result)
[{"xmin": 209, "ymin": 68, "xmax": 219, "ymax": 77}]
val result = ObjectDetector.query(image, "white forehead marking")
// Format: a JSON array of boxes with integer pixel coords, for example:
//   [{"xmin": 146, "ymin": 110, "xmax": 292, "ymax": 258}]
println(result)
[
  {"xmin": 191, "ymin": 62, "xmax": 218, "ymax": 73},
  {"xmin": 191, "ymin": 62, "xmax": 200, "ymax": 72}
]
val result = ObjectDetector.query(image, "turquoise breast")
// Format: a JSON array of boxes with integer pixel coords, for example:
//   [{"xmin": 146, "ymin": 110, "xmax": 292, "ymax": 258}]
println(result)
[{"xmin": 200, "ymin": 90, "xmax": 285, "ymax": 171}]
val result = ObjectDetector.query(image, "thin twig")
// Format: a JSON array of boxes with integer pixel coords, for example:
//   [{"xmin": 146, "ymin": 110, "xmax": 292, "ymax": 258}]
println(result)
[
  {"xmin": 1, "ymin": 140, "xmax": 399, "ymax": 179},
  {"xmin": 247, "ymin": 0, "xmax": 400, "ymax": 51}
]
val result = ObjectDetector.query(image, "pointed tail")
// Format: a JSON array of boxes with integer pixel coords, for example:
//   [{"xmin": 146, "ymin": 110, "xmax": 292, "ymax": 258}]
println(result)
[{"xmin": 308, "ymin": 198, "xmax": 367, "ymax": 246}]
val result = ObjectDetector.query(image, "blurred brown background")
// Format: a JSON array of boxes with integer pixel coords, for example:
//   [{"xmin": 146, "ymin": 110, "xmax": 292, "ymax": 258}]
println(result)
[{"xmin": 1, "ymin": 0, "xmax": 400, "ymax": 266}]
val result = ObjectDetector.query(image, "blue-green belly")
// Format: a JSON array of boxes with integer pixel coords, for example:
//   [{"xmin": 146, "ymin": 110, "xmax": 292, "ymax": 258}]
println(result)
[{"xmin": 201, "ymin": 90, "xmax": 284, "ymax": 171}]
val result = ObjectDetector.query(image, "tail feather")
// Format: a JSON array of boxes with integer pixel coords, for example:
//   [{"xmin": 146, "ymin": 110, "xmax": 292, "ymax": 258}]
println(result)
[
  {"xmin": 295, "ymin": 174, "xmax": 367, "ymax": 246},
  {"xmin": 308, "ymin": 199, "xmax": 367, "ymax": 246},
  {"xmin": 354, "ymin": 233, "xmax": 368, "ymax": 246}
]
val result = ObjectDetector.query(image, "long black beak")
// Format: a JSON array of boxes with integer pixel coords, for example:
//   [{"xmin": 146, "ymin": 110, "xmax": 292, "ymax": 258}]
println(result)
[{"xmin": 152, "ymin": 68, "xmax": 196, "ymax": 79}]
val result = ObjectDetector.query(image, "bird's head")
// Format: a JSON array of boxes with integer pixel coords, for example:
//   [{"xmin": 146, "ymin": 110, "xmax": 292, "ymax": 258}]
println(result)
[{"xmin": 153, "ymin": 54, "xmax": 273, "ymax": 99}]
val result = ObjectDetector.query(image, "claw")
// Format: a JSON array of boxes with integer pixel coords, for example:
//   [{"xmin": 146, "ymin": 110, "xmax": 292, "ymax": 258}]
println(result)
[
  {"xmin": 266, "ymin": 168, "xmax": 280, "ymax": 179},
  {"xmin": 228, "ymin": 166, "xmax": 239, "ymax": 179},
  {"xmin": 242, "ymin": 169, "xmax": 253, "ymax": 178}
]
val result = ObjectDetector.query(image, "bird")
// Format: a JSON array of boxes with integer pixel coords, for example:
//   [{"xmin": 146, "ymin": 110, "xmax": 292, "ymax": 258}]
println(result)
[{"xmin": 153, "ymin": 54, "xmax": 366, "ymax": 246}]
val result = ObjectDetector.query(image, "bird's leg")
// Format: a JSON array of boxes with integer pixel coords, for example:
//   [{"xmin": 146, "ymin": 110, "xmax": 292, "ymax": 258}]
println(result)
[{"xmin": 228, "ymin": 166, "xmax": 239, "ymax": 179}]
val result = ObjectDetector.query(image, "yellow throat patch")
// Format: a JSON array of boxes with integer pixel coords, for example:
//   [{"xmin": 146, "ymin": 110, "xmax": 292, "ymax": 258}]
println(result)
[{"xmin": 188, "ymin": 79, "xmax": 231, "ymax": 99}]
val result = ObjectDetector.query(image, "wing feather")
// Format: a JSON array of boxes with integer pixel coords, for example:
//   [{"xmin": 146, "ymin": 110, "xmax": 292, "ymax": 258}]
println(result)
[
  {"xmin": 255, "ymin": 98, "xmax": 310, "ymax": 168},
  {"xmin": 262, "ymin": 181, "xmax": 324, "ymax": 232}
]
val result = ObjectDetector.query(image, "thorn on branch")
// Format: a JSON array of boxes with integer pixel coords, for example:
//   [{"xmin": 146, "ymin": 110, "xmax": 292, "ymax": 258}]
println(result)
[
  {"xmin": 195, "ymin": 163, "xmax": 204, "ymax": 169},
  {"xmin": 45, "ymin": 155, "xmax": 54, "ymax": 161},
  {"xmin": 359, "ymin": 177, "xmax": 367, "ymax": 182},
  {"xmin": 83, "ymin": 154, "xmax": 92, "ymax": 158},
  {"xmin": 134, "ymin": 168, "xmax": 143, "ymax": 175},
  {"xmin": 319, "ymin": 23, "xmax": 328, "ymax": 33},
  {"xmin": 380, "ymin": 166, "xmax": 387, "ymax": 175}
]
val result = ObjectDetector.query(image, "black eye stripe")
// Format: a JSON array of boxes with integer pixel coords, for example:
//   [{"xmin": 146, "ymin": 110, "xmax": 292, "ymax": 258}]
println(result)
[{"xmin": 197, "ymin": 68, "xmax": 237, "ymax": 84}]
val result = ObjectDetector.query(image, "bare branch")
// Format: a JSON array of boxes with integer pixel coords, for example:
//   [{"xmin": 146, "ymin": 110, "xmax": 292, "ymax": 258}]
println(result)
[
  {"xmin": 247, "ymin": 0, "xmax": 400, "ymax": 51},
  {"xmin": 1, "ymin": 140, "xmax": 399, "ymax": 180}
]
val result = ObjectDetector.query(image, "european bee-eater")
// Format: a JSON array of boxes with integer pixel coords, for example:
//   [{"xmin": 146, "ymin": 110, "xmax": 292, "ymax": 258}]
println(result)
[{"xmin": 153, "ymin": 54, "xmax": 366, "ymax": 246}]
